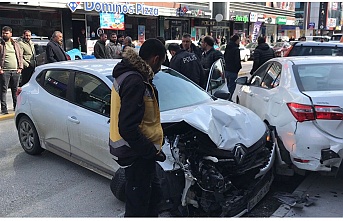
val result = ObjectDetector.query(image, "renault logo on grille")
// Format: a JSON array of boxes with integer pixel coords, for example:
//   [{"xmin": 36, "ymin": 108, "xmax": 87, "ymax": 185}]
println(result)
[{"xmin": 234, "ymin": 144, "xmax": 246, "ymax": 164}]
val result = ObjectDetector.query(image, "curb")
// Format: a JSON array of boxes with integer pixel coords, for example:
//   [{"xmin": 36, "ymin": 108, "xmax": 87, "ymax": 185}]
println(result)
[{"xmin": 0, "ymin": 113, "xmax": 15, "ymax": 121}]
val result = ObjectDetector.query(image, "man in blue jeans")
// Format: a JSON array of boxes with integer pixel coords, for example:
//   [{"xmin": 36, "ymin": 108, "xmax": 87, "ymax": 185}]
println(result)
[
  {"xmin": 224, "ymin": 35, "xmax": 241, "ymax": 101},
  {"xmin": 0, "ymin": 26, "xmax": 23, "ymax": 114}
]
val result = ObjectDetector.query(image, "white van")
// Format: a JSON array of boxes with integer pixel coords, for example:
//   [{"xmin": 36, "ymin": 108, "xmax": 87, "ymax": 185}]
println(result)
[
  {"xmin": 331, "ymin": 33, "xmax": 342, "ymax": 42},
  {"xmin": 305, "ymin": 36, "xmax": 330, "ymax": 42}
]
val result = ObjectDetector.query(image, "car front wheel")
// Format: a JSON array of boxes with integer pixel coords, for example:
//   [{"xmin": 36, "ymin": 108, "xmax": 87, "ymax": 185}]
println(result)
[
  {"xmin": 18, "ymin": 116, "xmax": 44, "ymax": 155},
  {"xmin": 244, "ymin": 55, "xmax": 248, "ymax": 62},
  {"xmin": 110, "ymin": 168, "xmax": 126, "ymax": 202}
]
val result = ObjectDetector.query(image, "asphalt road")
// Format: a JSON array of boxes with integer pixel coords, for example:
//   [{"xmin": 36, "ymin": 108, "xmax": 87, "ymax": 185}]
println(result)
[
  {"xmin": 0, "ymin": 119, "xmax": 125, "ymax": 217},
  {"xmin": 0, "ymin": 118, "xmax": 303, "ymax": 218}
]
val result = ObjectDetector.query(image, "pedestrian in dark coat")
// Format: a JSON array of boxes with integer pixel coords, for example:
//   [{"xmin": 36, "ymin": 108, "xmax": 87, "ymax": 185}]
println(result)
[
  {"xmin": 224, "ymin": 34, "xmax": 242, "ymax": 100},
  {"xmin": 250, "ymin": 37, "xmax": 275, "ymax": 74},
  {"xmin": 46, "ymin": 31, "xmax": 68, "ymax": 63},
  {"xmin": 180, "ymin": 33, "xmax": 203, "ymax": 60},
  {"xmin": 168, "ymin": 43, "xmax": 206, "ymax": 89},
  {"xmin": 94, "ymin": 33, "xmax": 107, "ymax": 59},
  {"xmin": 109, "ymin": 39, "xmax": 167, "ymax": 217},
  {"xmin": 200, "ymin": 36, "xmax": 224, "ymax": 78}
]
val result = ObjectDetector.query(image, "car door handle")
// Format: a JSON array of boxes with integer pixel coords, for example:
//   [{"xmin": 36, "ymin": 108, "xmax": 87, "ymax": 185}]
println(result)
[
  {"xmin": 263, "ymin": 96, "xmax": 270, "ymax": 102},
  {"xmin": 68, "ymin": 116, "xmax": 80, "ymax": 124}
]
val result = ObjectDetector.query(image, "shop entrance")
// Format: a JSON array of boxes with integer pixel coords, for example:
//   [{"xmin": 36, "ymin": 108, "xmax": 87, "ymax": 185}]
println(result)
[{"xmin": 72, "ymin": 19, "xmax": 86, "ymax": 51}]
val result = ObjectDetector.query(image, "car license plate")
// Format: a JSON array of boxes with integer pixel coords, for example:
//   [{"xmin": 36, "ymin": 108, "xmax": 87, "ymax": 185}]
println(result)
[{"xmin": 247, "ymin": 177, "xmax": 273, "ymax": 211}]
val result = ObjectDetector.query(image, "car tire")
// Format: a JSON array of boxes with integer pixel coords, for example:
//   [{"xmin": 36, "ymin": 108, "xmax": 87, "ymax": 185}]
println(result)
[
  {"xmin": 110, "ymin": 168, "xmax": 126, "ymax": 202},
  {"xmin": 244, "ymin": 55, "xmax": 248, "ymax": 62},
  {"xmin": 18, "ymin": 116, "xmax": 44, "ymax": 155}
]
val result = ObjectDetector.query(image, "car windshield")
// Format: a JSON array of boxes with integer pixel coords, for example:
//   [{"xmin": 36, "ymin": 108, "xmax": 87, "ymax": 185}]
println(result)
[
  {"xmin": 293, "ymin": 63, "xmax": 343, "ymax": 91},
  {"xmin": 274, "ymin": 42, "xmax": 285, "ymax": 47},
  {"xmin": 289, "ymin": 46, "xmax": 343, "ymax": 56},
  {"xmin": 107, "ymin": 68, "xmax": 212, "ymax": 112},
  {"xmin": 246, "ymin": 43, "xmax": 256, "ymax": 48}
]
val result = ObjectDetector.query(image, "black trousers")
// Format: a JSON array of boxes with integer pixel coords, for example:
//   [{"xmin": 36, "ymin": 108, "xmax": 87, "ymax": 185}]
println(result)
[
  {"xmin": 0, "ymin": 70, "xmax": 20, "ymax": 112},
  {"xmin": 20, "ymin": 66, "xmax": 35, "ymax": 86},
  {"xmin": 124, "ymin": 158, "xmax": 162, "ymax": 217}
]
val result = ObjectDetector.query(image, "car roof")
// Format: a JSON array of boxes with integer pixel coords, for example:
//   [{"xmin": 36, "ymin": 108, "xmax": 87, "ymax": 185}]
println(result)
[
  {"xmin": 36, "ymin": 59, "xmax": 121, "ymax": 76},
  {"xmin": 293, "ymin": 41, "xmax": 343, "ymax": 47},
  {"xmin": 273, "ymin": 56, "xmax": 343, "ymax": 65}
]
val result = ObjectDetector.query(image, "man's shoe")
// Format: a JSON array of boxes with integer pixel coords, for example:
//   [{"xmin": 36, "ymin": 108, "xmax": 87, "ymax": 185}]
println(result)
[{"xmin": 1, "ymin": 111, "xmax": 9, "ymax": 115}]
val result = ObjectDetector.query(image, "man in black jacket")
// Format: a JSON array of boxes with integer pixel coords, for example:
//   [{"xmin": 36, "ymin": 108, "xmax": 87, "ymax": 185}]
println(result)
[
  {"xmin": 200, "ymin": 36, "xmax": 224, "ymax": 79},
  {"xmin": 168, "ymin": 43, "xmax": 205, "ymax": 89},
  {"xmin": 46, "ymin": 31, "xmax": 68, "ymax": 63},
  {"xmin": 94, "ymin": 33, "xmax": 107, "ymax": 59},
  {"xmin": 250, "ymin": 37, "xmax": 275, "ymax": 74},
  {"xmin": 180, "ymin": 33, "xmax": 202, "ymax": 60},
  {"xmin": 109, "ymin": 39, "xmax": 166, "ymax": 217},
  {"xmin": 224, "ymin": 35, "xmax": 242, "ymax": 100}
]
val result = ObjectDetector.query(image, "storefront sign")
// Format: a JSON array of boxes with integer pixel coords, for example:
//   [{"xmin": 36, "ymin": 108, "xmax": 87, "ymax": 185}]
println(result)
[
  {"xmin": 138, "ymin": 25, "xmax": 145, "ymax": 43},
  {"xmin": 234, "ymin": 15, "xmax": 249, "ymax": 23},
  {"xmin": 308, "ymin": 22, "xmax": 315, "ymax": 29},
  {"xmin": 100, "ymin": 12, "xmax": 125, "ymax": 30},
  {"xmin": 276, "ymin": 16, "xmax": 287, "ymax": 25},
  {"xmin": 68, "ymin": 2, "xmax": 159, "ymax": 16},
  {"xmin": 327, "ymin": 18, "xmax": 337, "ymax": 28},
  {"xmin": 201, "ymin": 20, "xmax": 216, "ymax": 26}
]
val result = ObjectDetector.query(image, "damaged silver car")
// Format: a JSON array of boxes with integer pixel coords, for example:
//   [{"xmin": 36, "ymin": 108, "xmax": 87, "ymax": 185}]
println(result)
[{"xmin": 15, "ymin": 58, "xmax": 276, "ymax": 217}]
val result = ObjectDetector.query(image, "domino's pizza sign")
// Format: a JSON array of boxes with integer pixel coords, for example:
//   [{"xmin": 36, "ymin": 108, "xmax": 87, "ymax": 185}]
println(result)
[{"xmin": 68, "ymin": 2, "xmax": 81, "ymax": 12}]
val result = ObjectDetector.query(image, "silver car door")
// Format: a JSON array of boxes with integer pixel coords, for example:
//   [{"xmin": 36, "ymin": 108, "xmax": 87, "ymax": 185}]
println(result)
[
  {"xmin": 67, "ymin": 71, "xmax": 117, "ymax": 174},
  {"xmin": 30, "ymin": 69, "xmax": 73, "ymax": 154}
]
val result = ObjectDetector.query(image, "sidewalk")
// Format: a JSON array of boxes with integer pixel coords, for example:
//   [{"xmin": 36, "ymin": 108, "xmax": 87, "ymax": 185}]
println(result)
[
  {"xmin": 271, "ymin": 172, "xmax": 343, "ymax": 217},
  {"xmin": 0, "ymin": 89, "xmax": 15, "ymax": 121}
]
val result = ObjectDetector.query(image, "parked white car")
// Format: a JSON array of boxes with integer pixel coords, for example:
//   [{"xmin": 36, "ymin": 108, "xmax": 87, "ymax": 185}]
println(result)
[
  {"xmin": 235, "ymin": 56, "xmax": 343, "ymax": 175},
  {"xmin": 220, "ymin": 44, "xmax": 251, "ymax": 62},
  {"xmin": 15, "ymin": 58, "xmax": 275, "ymax": 216}
]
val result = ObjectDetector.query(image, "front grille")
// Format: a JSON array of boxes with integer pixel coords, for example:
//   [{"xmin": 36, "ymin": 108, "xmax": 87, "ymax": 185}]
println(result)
[{"xmin": 198, "ymin": 130, "xmax": 273, "ymax": 175}]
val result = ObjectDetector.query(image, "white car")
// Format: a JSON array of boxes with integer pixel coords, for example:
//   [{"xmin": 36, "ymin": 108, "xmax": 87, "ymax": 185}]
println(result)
[
  {"xmin": 220, "ymin": 44, "xmax": 251, "ymax": 62},
  {"xmin": 15, "ymin": 58, "xmax": 275, "ymax": 216},
  {"xmin": 235, "ymin": 56, "xmax": 343, "ymax": 175}
]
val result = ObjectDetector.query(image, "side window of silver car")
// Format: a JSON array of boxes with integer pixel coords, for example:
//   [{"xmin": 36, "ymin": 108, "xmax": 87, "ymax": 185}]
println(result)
[{"xmin": 74, "ymin": 72, "xmax": 111, "ymax": 116}]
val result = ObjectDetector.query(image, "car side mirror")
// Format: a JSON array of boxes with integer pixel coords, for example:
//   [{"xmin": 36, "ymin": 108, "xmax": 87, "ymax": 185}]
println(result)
[
  {"xmin": 236, "ymin": 76, "xmax": 248, "ymax": 85},
  {"xmin": 213, "ymin": 90, "xmax": 230, "ymax": 100}
]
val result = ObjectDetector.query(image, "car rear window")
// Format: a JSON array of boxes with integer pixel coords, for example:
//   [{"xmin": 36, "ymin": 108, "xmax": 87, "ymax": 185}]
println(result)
[
  {"xmin": 293, "ymin": 63, "xmax": 343, "ymax": 91},
  {"xmin": 289, "ymin": 46, "xmax": 343, "ymax": 56}
]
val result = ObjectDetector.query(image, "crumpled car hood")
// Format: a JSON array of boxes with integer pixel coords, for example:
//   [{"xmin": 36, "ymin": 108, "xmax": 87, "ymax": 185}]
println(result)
[{"xmin": 160, "ymin": 99, "xmax": 266, "ymax": 151}]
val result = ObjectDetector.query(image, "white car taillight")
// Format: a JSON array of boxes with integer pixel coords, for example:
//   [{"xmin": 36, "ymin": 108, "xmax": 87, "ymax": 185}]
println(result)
[{"xmin": 287, "ymin": 103, "xmax": 343, "ymax": 122}]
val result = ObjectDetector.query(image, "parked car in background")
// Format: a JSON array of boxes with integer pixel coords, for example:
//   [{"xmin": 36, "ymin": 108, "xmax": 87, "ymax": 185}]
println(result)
[
  {"xmin": 235, "ymin": 56, "xmax": 343, "ymax": 176},
  {"xmin": 32, "ymin": 38, "xmax": 49, "ymax": 66},
  {"xmin": 305, "ymin": 36, "xmax": 330, "ymax": 42},
  {"xmin": 330, "ymin": 33, "xmax": 342, "ymax": 43},
  {"xmin": 284, "ymin": 41, "xmax": 343, "ymax": 57},
  {"xmin": 246, "ymin": 42, "xmax": 258, "ymax": 60},
  {"xmin": 219, "ymin": 44, "xmax": 251, "ymax": 62},
  {"xmin": 15, "ymin": 58, "xmax": 275, "ymax": 217},
  {"xmin": 272, "ymin": 41, "xmax": 291, "ymax": 57}
]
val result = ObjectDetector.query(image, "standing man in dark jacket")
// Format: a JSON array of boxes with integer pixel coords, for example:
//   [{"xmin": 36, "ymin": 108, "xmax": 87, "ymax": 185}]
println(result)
[
  {"xmin": 46, "ymin": 31, "xmax": 68, "ymax": 63},
  {"xmin": 200, "ymin": 35, "xmax": 224, "ymax": 78},
  {"xmin": 168, "ymin": 43, "xmax": 205, "ymax": 88},
  {"xmin": 250, "ymin": 36, "xmax": 275, "ymax": 74},
  {"xmin": 109, "ymin": 39, "xmax": 166, "ymax": 217},
  {"xmin": 180, "ymin": 33, "xmax": 202, "ymax": 60},
  {"xmin": 0, "ymin": 26, "xmax": 23, "ymax": 114},
  {"xmin": 224, "ymin": 35, "xmax": 242, "ymax": 100},
  {"xmin": 94, "ymin": 33, "xmax": 107, "ymax": 59}
]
